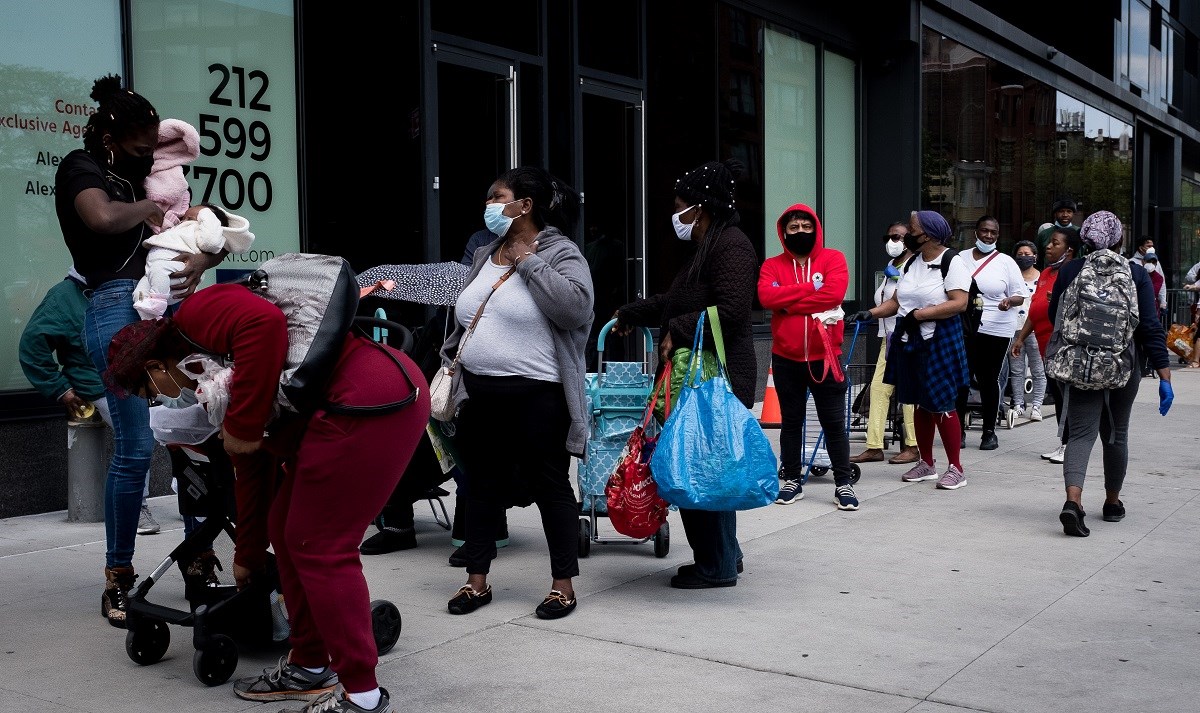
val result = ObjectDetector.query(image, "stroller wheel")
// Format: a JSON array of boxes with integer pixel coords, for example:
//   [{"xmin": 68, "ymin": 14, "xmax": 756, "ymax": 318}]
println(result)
[
  {"xmin": 125, "ymin": 620, "xmax": 170, "ymax": 665},
  {"xmin": 850, "ymin": 464, "xmax": 862, "ymax": 485},
  {"xmin": 578, "ymin": 519, "xmax": 592, "ymax": 558},
  {"xmin": 653, "ymin": 521, "xmax": 670, "ymax": 558},
  {"xmin": 370, "ymin": 600, "xmax": 402, "ymax": 656},
  {"xmin": 192, "ymin": 634, "xmax": 238, "ymax": 686}
]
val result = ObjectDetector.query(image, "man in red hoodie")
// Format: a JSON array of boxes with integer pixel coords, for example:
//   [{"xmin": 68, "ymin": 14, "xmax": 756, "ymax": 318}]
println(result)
[{"xmin": 757, "ymin": 204, "xmax": 858, "ymax": 510}]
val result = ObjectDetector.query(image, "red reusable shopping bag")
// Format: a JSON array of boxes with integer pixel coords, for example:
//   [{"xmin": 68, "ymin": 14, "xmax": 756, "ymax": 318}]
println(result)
[{"xmin": 605, "ymin": 373, "xmax": 670, "ymax": 539}]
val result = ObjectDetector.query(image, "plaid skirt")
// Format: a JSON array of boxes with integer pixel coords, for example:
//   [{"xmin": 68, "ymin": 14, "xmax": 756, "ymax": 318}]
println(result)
[{"xmin": 883, "ymin": 314, "xmax": 969, "ymax": 413}]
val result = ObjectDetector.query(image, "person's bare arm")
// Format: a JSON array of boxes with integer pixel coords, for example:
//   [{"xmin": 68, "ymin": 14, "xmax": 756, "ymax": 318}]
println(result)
[
  {"xmin": 73, "ymin": 187, "xmax": 162, "ymax": 234},
  {"xmin": 913, "ymin": 289, "xmax": 968, "ymax": 321}
]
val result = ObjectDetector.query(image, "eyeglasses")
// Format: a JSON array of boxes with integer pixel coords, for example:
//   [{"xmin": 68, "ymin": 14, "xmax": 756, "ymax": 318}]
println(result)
[{"xmin": 886, "ymin": 234, "xmax": 906, "ymax": 242}]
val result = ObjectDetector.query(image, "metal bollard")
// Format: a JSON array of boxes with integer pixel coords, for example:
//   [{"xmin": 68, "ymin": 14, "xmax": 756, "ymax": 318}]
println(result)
[{"xmin": 66, "ymin": 418, "xmax": 107, "ymax": 522}]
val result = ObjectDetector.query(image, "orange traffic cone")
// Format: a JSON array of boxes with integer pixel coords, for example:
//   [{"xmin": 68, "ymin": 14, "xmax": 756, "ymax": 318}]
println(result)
[{"xmin": 759, "ymin": 367, "xmax": 782, "ymax": 428}]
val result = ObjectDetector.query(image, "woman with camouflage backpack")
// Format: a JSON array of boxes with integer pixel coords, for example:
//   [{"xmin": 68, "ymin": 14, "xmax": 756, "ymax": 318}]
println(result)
[{"xmin": 1046, "ymin": 210, "xmax": 1173, "ymax": 537}]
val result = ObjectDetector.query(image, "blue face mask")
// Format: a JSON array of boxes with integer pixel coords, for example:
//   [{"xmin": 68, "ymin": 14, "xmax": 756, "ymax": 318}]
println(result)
[
  {"xmin": 483, "ymin": 200, "xmax": 521, "ymax": 237},
  {"xmin": 156, "ymin": 387, "xmax": 199, "ymax": 410},
  {"xmin": 975, "ymin": 239, "xmax": 996, "ymax": 254},
  {"xmin": 147, "ymin": 367, "xmax": 199, "ymax": 410}
]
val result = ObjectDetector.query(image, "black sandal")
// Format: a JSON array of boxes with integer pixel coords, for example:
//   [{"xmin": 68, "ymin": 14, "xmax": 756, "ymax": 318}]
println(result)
[
  {"xmin": 447, "ymin": 584, "xmax": 492, "ymax": 615},
  {"xmin": 534, "ymin": 589, "xmax": 576, "ymax": 620}
]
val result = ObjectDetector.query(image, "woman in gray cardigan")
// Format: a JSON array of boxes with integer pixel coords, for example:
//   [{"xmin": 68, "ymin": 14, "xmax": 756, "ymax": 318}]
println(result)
[{"xmin": 441, "ymin": 166, "xmax": 593, "ymax": 620}]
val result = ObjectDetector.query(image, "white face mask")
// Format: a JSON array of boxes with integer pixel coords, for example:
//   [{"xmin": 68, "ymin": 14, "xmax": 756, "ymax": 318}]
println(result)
[
  {"xmin": 672, "ymin": 205, "xmax": 698, "ymax": 241},
  {"xmin": 1145, "ymin": 263, "xmax": 1158, "ymax": 273},
  {"xmin": 885, "ymin": 240, "xmax": 906, "ymax": 258},
  {"xmin": 975, "ymin": 238, "xmax": 997, "ymax": 254}
]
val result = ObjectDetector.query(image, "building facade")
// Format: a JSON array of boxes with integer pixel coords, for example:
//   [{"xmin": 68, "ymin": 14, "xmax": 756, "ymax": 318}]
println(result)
[{"xmin": 2, "ymin": 0, "xmax": 1198, "ymax": 516}]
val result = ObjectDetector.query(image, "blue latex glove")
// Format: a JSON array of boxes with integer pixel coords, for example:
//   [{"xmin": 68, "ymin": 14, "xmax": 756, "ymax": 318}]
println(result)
[{"xmin": 1159, "ymin": 380, "xmax": 1173, "ymax": 416}]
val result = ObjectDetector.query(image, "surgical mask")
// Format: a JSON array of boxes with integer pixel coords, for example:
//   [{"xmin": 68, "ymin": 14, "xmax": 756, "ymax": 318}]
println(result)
[
  {"xmin": 1015, "ymin": 255, "xmax": 1037, "ymax": 270},
  {"xmin": 147, "ymin": 367, "xmax": 199, "ymax": 409},
  {"xmin": 884, "ymin": 263, "xmax": 902, "ymax": 280},
  {"xmin": 156, "ymin": 387, "xmax": 199, "ymax": 410},
  {"xmin": 784, "ymin": 231, "xmax": 816, "ymax": 256},
  {"xmin": 975, "ymin": 239, "xmax": 996, "ymax": 254},
  {"xmin": 672, "ymin": 205, "xmax": 698, "ymax": 241},
  {"xmin": 483, "ymin": 200, "xmax": 521, "ymax": 237},
  {"xmin": 885, "ymin": 240, "xmax": 906, "ymax": 258}
]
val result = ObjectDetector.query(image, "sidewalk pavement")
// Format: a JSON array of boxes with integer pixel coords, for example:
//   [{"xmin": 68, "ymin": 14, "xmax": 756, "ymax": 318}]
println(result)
[{"xmin": 2, "ymin": 370, "xmax": 1197, "ymax": 713}]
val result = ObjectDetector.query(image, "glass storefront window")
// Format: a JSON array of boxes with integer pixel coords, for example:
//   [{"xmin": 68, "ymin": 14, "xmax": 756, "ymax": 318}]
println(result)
[
  {"xmin": 922, "ymin": 28, "xmax": 1133, "ymax": 255},
  {"xmin": 718, "ymin": 11, "xmax": 859, "ymax": 298},
  {"xmin": 0, "ymin": 2, "xmax": 122, "ymax": 393}
]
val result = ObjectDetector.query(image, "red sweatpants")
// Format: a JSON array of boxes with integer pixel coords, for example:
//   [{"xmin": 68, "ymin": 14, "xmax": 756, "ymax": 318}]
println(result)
[{"xmin": 269, "ymin": 337, "xmax": 430, "ymax": 693}]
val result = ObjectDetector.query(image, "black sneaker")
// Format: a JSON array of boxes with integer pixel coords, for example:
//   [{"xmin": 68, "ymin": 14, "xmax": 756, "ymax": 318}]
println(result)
[
  {"xmin": 1102, "ymin": 500, "xmax": 1126, "ymax": 522},
  {"xmin": 775, "ymin": 479, "xmax": 803, "ymax": 505},
  {"xmin": 1059, "ymin": 501, "xmax": 1090, "ymax": 537},
  {"xmin": 979, "ymin": 431, "xmax": 998, "ymax": 450},
  {"xmin": 232, "ymin": 654, "xmax": 340, "ymax": 702},
  {"xmin": 278, "ymin": 687, "xmax": 395, "ymax": 713},
  {"xmin": 669, "ymin": 570, "xmax": 736, "ymax": 589},
  {"xmin": 360, "ymin": 527, "xmax": 417, "ymax": 556}
]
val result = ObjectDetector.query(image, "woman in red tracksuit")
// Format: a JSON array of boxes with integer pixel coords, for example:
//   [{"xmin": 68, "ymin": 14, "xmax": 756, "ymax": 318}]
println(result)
[
  {"xmin": 757, "ymin": 203, "xmax": 858, "ymax": 510},
  {"xmin": 105, "ymin": 283, "xmax": 429, "ymax": 713}
]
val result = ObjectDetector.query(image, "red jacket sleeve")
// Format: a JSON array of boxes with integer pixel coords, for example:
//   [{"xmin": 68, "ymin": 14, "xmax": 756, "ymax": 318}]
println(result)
[
  {"xmin": 172, "ymin": 284, "xmax": 289, "ymax": 442},
  {"xmin": 757, "ymin": 252, "xmax": 849, "ymax": 313}
]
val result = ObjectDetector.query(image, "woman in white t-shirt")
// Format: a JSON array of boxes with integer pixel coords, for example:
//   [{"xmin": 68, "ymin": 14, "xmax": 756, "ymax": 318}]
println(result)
[
  {"xmin": 1006, "ymin": 240, "xmax": 1046, "ymax": 422},
  {"xmin": 856, "ymin": 210, "xmax": 971, "ymax": 490},
  {"xmin": 954, "ymin": 216, "xmax": 1028, "ymax": 451},
  {"xmin": 849, "ymin": 222, "xmax": 919, "ymax": 465}
]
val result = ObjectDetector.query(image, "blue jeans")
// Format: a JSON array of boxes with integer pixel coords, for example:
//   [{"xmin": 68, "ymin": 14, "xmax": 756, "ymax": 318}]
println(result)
[
  {"xmin": 679, "ymin": 509, "xmax": 742, "ymax": 583},
  {"xmin": 84, "ymin": 280, "xmax": 154, "ymax": 569}
]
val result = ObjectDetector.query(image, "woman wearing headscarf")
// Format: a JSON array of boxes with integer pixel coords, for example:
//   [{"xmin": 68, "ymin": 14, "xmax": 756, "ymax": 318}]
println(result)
[
  {"xmin": 1047, "ymin": 211, "xmax": 1172, "ymax": 537},
  {"xmin": 857, "ymin": 210, "xmax": 971, "ymax": 490},
  {"xmin": 614, "ymin": 158, "xmax": 757, "ymax": 588}
]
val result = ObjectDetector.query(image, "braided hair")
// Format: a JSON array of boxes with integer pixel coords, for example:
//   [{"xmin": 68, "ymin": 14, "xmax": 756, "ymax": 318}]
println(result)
[
  {"xmin": 674, "ymin": 158, "xmax": 746, "ymax": 284},
  {"xmin": 81, "ymin": 74, "xmax": 159, "ymax": 160},
  {"xmin": 496, "ymin": 166, "xmax": 581, "ymax": 233},
  {"xmin": 103, "ymin": 318, "xmax": 191, "ymax": 398}
]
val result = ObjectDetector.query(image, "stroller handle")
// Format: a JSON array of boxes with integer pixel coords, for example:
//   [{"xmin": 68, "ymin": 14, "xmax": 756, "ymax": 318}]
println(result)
[{"xmin": 596, "ymin": 318, "xmax": 654, "ymax": 358}]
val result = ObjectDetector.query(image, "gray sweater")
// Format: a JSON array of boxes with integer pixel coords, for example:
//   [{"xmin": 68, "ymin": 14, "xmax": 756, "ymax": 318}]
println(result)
[{"xmin": 441, "ymin": 226, "xmax": 594, "ymax": 455}]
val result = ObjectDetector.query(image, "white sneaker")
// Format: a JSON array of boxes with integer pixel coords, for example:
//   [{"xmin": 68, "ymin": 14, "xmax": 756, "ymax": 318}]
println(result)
[
  {"xmin": 137, "ymin": 503, "xmax": 160, "ymax": 535},
  {"xmin": 1011, "ymin": 406, "xmax": 1025, "ymax": 420},
  {"xmin": 1029, "ymin": 407, "xmax": 1043, "ymax": 422},
  {"xmin": 1041, "ymin": 444, "xmax": 1065, "ymax": 463}
]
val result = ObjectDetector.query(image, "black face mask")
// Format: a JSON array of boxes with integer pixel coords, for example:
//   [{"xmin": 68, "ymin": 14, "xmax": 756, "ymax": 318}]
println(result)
[
  {"xmin": 1015, "ymin": 255, "xmax": 1037, "ymax": 271},
  {"xmin": 903, "ymin": 232, "xmax": 923, "ymax": 252},
  {"xmin": 111, "ymin": 153, "xmax": 154, "ymax": 182},
  {"xmin": 784, "ymin": 231, "xmax": 817, "ymax": 256}
]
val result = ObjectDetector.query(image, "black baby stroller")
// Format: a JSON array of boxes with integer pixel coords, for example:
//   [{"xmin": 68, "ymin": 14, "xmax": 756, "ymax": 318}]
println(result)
[{"xmin": 124, "ymin": 334, "xmax": 406, "ymax": 686}]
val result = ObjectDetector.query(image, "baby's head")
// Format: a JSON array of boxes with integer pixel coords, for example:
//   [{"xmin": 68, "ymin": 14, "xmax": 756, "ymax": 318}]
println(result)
[{"xmin": 183, "ymin": 203, "xmax": 229, "ymax": 226}]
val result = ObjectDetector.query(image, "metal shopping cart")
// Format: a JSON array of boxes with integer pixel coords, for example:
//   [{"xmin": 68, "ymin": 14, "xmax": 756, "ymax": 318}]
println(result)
[
  {"xmin": 577, "ymin": 319, "xmax": 669, "ymax": 559},
  {"xmin": 796, "ymin": 320, "xmax": 865, "ymax": 485}
]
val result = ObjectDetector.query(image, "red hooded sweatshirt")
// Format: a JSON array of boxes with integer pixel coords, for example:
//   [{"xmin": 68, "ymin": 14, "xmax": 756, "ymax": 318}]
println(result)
[{"xmin": 757, "ymin": 203, "xmax": 849, "ymax": 370}]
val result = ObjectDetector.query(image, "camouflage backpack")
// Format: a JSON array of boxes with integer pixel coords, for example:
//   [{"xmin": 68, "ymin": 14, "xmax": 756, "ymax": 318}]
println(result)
[{"xmin": 1046, "ymin": 250, "xmax": 1139, "ymax": 390}]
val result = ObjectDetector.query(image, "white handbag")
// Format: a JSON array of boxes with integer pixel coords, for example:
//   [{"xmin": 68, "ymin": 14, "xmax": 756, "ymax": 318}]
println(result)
[{"xmin": 429, "ymin": 266, "xmax": 515, "ymax": 422}]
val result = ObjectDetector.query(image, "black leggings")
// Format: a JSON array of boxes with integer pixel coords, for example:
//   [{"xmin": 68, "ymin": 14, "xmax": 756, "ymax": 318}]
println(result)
[
  {"xmin": 455, "ymin": 371, "xmax": 578, "ymax": 579},
  {"xmin": 956, "ymin": 332, "xmax": 1009, "ymax": 433},
  {"xmin": 772, "ymin": 353, "xmax": 853, "ymax": 486}
]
